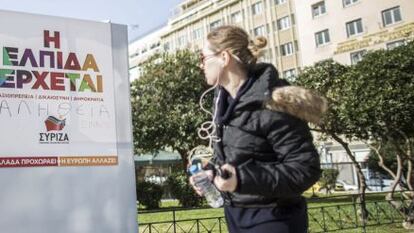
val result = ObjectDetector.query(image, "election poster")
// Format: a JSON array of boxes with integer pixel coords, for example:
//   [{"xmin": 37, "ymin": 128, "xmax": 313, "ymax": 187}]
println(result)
[{"xmin": 0, "ymin": 10, "xmax": 137, "ymax": 233}]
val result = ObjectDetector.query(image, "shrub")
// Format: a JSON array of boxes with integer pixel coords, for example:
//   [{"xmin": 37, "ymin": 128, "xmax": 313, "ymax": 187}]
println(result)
[
  {"xmin": 319, "ymin": 168, "xmax": 339, "ymax": 194},
  {"xmin": 165, "ymin": 171, "xmax": 203, "ymax": 208},
  {"xmin": 136, "ymin": 181, "xmax": 163, "ymax": 209}
]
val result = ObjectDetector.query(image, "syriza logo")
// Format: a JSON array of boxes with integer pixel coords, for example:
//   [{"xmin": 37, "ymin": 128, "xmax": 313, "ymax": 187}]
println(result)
[{"xmin": 39, "ymin": 116, "xmax": 69, "ymax": 144}]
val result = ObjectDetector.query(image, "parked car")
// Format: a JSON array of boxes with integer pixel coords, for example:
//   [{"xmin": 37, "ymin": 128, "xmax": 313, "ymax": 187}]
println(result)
[
  {"xmin": 336, "ymin": 180, "xmax": 358, "ymax": 191},
  {"xmin": 144, "ymin": 175, "xmax": 167, "ymax": 185},
  {"xmin": 305, "ymin": 181, "xmax": 322, "ymax": 194},
  {"xmin": 365, "ymin": 172, "xmax": 397, "ymax": 191},
  {"xmin": 366, "ymin": 178, "xmax": 395, "ymax": 191},
  {"xmin": 334, "ymin": 182, "xmax": 345, "ymax": 191}
]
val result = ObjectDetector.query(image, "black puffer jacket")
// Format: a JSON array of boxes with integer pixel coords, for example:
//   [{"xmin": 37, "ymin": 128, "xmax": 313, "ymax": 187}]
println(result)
[{"xmin": 212, "ymin": 63, "xmax": 324, "ymax": 207}]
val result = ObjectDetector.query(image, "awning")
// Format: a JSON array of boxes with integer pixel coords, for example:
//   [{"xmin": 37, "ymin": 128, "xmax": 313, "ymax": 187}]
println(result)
[{"xmin": 134, "ymin": 151, "xmax": 181, "ymax": 166}]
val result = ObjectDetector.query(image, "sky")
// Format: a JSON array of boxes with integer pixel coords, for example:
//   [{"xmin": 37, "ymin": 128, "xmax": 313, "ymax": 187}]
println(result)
[{"xmin": 0, "ymin": 0, "xmax": 183, "ymax": 42}]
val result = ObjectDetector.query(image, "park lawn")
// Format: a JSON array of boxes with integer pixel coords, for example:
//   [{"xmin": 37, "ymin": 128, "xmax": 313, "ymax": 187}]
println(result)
[
  {"xmin": 304, "ymin": 192, "xmax": 390, "ymax": 207},
  {"xmin": 138, "ymin": 192, "xmax": 397, "ymax": 210},
  {"xmin": 338, "ymin": 223, "xmax": 406, "ymax": 233},
  {"xmin": 138, "ymin": 207, "xmax": 224, "ymax": 223}
]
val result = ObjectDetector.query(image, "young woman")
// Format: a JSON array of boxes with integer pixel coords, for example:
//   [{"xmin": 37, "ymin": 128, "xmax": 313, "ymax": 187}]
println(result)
[{"xmin": 191, "ymin": 25, "xmax": 325, "ymax": 233}]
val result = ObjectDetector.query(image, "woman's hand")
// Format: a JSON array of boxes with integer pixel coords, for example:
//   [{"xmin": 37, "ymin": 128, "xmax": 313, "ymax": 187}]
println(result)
[
  {"xmin": 189, "ymin": 170, "xmax": 214, "ymax": 196},
  {"xmin": 214, "ymin": 164, "xmax": 237, "ymax": 192}
]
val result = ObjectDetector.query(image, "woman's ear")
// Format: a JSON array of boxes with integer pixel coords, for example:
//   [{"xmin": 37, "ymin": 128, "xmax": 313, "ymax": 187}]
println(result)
[{"xmin": 221, "ymin": 51, "xmax": 230, "ymax": 67}]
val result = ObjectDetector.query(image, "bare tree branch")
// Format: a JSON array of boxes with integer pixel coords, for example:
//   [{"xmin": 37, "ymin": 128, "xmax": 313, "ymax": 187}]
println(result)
[{"xmin": 367, "ymin": 143, "xmax": 396, "ymax": 178}]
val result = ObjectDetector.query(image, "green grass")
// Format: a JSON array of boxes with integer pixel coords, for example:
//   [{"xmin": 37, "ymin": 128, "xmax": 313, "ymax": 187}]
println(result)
[
  {"xmin": 137, "ymin": 193, "xmax": 412, "ymax": 233},
  {"xmin": 333, "ymin": 223, "xmax": 406, "ymax": 233},
  {"xmin": 138, "ymin": 207, "xmax": 224, "ymax": 223}
]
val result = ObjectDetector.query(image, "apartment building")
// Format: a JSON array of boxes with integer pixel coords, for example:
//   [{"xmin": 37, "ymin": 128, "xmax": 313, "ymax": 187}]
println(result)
[
  {"xmin": 294, "ymin": 0, "xmax": 414, "ymax": 66},
  {"xmin": 128, "ymin": 26, "xmax": 169, "ymax": 81},
  {"xmin": 160, "ymin": 0, "xmax": 301, "ymax": 80},
  {"xmin": 129, "ymin": 0, "xmax": 414, "ymax": 79}
]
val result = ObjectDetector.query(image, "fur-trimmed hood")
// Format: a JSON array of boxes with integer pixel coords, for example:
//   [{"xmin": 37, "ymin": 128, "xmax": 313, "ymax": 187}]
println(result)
[
  {"xmin": 265, "ymin": 86, "xmax": 328, "ymax": 125},
  {"xmin": 237, "ymin": 63, "xmax": 327, "ymax": 125}
]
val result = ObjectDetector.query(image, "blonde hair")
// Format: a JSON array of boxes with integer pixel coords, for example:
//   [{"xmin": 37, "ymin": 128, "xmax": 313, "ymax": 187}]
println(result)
[{"xmin": 207, "ymin": 25, "xmax": 267, "ymax": 70}]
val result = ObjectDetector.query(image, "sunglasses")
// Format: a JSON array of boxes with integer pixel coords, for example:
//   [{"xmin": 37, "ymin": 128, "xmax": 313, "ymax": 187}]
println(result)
[{"xmin": 199, "ymin": 51, "xmax": 221, "ymax": 66}]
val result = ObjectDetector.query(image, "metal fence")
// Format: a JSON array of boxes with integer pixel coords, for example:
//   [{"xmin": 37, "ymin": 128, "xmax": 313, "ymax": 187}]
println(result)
[
  {"xmin": 138, "ymin": 193, "xmax": 411, "ymax": 233},
  {"xmin": 139, "ymin": 216, "xmax": 227, "ymax": 233},
  {"xmin": 308, "ymin": 200, "xmax": 407, "ymax": 232}
]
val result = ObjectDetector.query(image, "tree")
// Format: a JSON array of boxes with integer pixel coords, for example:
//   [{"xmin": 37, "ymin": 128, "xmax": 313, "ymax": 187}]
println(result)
[
  {"xmin": 339, "ymin": 41, "xmax": 414, "ymax": 227},
  {"xmin": 296, "ymin": 41, "xmax": 414, "ymax": 228},
  {"xmin": 296, "ymin": 40, "xmax": 414, "ymax": 224},
  {"xmin": 131, "ymin": 50, "xmax": 212, "ymax": 168},
  {"xmin": 294, "ymin": 59, "xmax": 370, "ymax": 220},
  {"xmin": 340, "ymin": 42, "xmax": 414, "ymax": 142},
  {"xmin": 341, "ymin": 42, "xmax": 414, "ymax": 190},
  {"xmin": 367, "ymin": 141, "xmax": 400, "ymax": 178}
]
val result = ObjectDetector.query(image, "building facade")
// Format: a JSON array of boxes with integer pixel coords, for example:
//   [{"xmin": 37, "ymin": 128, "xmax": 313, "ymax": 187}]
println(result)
[
  {"xmin": 129, "ymin": 0, "xmax": 414, "ymax": 79},
  {"xmin": 160, "ymin": 0, "xmax": 301, "ymax": 80},
  {"xmin": 128, "ymin": 26, "xmax": 169, "ymax": 81},
  {"xmin": 319, "ymin": 141, "xmax": 371, "ymax": 186},
  {"xmin": 294, "ymin": 0, "xmax": 414, "ymax": 66}
]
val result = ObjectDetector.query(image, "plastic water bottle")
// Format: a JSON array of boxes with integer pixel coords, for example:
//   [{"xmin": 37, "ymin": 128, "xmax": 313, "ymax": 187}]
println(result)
[{"xmin": 189, "ymin": 164, "xmax": 224, "ymax": 208}]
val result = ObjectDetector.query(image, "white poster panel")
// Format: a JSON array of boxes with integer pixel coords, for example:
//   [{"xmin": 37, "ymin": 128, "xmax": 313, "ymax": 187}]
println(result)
[
  {"xmin": 0, "ymin": 10, "xmax": 118, "ymax": 167},
  {"xmin": 0, "ymin": 10, "xmax": 137, "ymax": 233}
]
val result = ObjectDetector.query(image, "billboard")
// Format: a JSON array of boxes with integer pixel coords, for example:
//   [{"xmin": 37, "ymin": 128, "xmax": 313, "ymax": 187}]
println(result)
[{"xmin": 0, "ymin": 10, "xmax": 137, "ymax": 233}]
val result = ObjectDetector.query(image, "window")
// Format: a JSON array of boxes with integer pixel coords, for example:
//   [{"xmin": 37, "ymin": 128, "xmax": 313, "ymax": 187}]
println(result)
[
  {"xmin": 252, "ymin": 2, "xmax": 263, "ymax": 15},
  {"xmin": 315, "ymin": 29, "xmax": 330, "ymax": 47},
  {"xmin": 210, "ymin": 20, "xmax": 222, "ymax": 30},
  {"xmin": 283, "ymin": 69, "xmax": 296, "ymax": 80},
  {"xmin": 177, "ymin": 35, "xmax": 187, "ymax": 47},
  {"xmin": 259, "ymin": 49, "xmax": 273, "ymax": 62},
  {"xmin": 277, "ymin": 16, "xmax": 291, "ymax": 30},
  {"xmin": 382, "ymin": 6, "xmax": 402, "ymax": 27},
  {"xmin": 350, "ymin": 50, "xmax": 366, "ymax": 65},
  {"xmin": 163, "ymin": 42, "xmax": 170, "ymax": 51},
  {"xmin": 280, "ymin": 42, "xmax": 294, "ymax": 56},
  {"xmin": 275, "ymin": 0, "xmax": 286, "ymax": 5},
  {"xmin": 150, "ymin": 42, "xmax": 160, "ymax": 50},
  {"xmin": 231, "ymin": 11, "xmax": 243, "ymax": 24},
  {"xmin": 253, "ymin": 25, "xmax": 266, "ymax": 36},
  {"xmin": 129, "ymin": 52, "xmax": 139, "ymax": 59},
  {"xmin": 387, "ymin": 40, "xmax": 406, "ymax": 50},
  {"xmin": 312, "ymin": 1, "xmax": 326, "ymax": 18},
  {"xmin": 346, "ymin": 18, "xmax": 363, "ymax": 37},
  {"xmin": 193, "ymin": 28, "xmax": 203, "ymax": 40},
  {"xmin": 343, "ymin": 0, "xmax": 358, "ymax": 7},
  {"xmin": 294, "ymin": 40, "xmax": 299, "ymax": 51}
]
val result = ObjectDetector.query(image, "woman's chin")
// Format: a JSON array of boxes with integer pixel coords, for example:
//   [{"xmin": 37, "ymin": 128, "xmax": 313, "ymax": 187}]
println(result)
[{"xmin": 206, "ymin": 78, "xmax": 217, "ymax": 86}]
